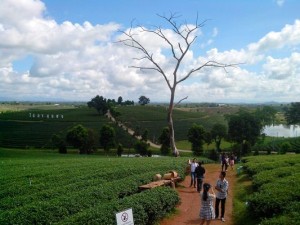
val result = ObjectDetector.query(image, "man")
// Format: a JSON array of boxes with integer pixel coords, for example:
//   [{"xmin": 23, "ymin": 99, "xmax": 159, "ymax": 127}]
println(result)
[
  {"xmin": 215, "ymin": 171, "xmax": 229, "ymax": 222},
  {"xmin": 195, "ymin": 161, "xmax": 205, "ymax": 192},
  {"xmin": 189, "ymin": 158, "xmax": 198, "ymax": 187}
]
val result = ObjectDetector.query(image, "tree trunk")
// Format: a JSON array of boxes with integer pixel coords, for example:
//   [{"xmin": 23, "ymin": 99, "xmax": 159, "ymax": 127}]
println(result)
[{"xmin": 168, "ymin": 88, "xmax": 179, "ymax": 156}]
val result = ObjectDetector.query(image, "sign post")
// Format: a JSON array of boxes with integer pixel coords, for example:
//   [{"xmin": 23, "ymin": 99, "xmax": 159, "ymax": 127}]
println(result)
[{"xmin": 116, "ymin": 208, "xmax": 134, "ymax": 225}]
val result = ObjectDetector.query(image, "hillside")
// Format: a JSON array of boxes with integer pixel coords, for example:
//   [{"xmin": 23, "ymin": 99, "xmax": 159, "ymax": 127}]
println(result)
[{"xmin": 0, "ymin": 103, "xmax": 235, "ymax": 149}]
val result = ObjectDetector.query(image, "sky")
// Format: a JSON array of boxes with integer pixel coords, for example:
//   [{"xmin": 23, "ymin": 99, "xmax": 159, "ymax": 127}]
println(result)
[{"xmin": 0, "ymin": 0, "xmax": 299, "ymax": 103}]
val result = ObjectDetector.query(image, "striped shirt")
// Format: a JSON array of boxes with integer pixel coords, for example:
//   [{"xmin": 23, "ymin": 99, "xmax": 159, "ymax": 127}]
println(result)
[{"xmin": 216, "ymin": 178, "xmax": 229, "ymax": 199}]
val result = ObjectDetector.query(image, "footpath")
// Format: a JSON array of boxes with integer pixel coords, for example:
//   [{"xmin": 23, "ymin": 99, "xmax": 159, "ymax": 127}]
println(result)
[{"xmin": 160, "ymin": 164, "xmax": 236, "ymax": 225}]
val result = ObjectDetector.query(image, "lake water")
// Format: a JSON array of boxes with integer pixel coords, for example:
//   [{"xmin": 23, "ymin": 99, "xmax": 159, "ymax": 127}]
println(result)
[{"xmin": 263, "ymin": 124, "xmax": 300, "ymax": 138}]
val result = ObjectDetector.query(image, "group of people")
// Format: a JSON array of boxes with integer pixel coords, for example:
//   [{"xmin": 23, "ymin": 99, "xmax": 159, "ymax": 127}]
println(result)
[
  {"xmin": 220, "ymin": 152, "xmax": 236, "ymax": 172},
  {"xmin": 188, "ymin": 158, "xmax": 229, "ymax": 224}
]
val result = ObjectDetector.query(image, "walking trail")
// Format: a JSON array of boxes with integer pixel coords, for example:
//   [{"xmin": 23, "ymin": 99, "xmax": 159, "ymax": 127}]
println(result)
[{"xmin": 160, "ymin": 163, "xmax": 236, "ymax": 225}]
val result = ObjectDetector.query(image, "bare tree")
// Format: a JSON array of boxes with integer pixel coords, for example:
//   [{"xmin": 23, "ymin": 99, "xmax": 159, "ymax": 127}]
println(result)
[{"xmin": 119, "ymin": 13, "xmax": 237, "ymax": 156}]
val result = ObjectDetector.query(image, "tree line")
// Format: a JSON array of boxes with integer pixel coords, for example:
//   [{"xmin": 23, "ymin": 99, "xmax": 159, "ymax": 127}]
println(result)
[{"xmin": 51, "ymin": 101, "xmax": 300, "ymax": 157}]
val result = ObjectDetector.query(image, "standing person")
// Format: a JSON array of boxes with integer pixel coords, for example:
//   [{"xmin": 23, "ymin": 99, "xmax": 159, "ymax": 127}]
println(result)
[
  {"xmin": 215, "ymin": 171, "xmax": 229, "ymax": 222},
  {"xmin": 195, "ymin": 161, "xmax": 206, "ymax": 192},
  {"xmin": 224, "ymin": 154, "xmax": 229, "ymax": 172},
  {"xmin": 229, "ymin": 153, "xmax": 235, "ymax": 170},
  {"xmin": 221, "ymin": 152, "xmax": 226, "ymax": 171},
  {"xmin": 199, "ymin": 183, "xmax": 216, "ymax": 225},
  {"xmin": 221, "ymin": 153, "xmax": 229, "ymax": 172},
  {"xmin": 189, "ymin": 158, "xmax": 198, "ymax": 188}
]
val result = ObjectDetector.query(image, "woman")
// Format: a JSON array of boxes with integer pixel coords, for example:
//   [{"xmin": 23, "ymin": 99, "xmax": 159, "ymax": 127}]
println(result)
[{"xmin": 199, "ymin": 183, "xmax": 216, "ymax": 225}]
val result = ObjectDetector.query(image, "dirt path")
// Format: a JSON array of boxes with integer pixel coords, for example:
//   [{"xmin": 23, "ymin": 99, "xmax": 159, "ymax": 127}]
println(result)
[{"xmin": 159, "ymin": 163, "xmax": 236, "ymax": 225}]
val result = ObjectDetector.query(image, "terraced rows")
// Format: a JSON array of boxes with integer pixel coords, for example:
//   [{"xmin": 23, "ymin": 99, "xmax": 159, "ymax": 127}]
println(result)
[{"xmin": 0, "ymin": 150, "xmax": 188, "ymax": 224}]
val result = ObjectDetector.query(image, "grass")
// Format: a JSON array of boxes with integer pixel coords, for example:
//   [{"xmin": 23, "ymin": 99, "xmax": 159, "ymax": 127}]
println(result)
[{"xmin": 233, "ymin": 173, "xmax": 259, "ymax": 225}]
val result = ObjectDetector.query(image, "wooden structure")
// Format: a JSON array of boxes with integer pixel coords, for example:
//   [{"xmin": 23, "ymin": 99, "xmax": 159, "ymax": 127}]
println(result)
[
  {"xmin": 139, "ymin": 171, "xmax": 181, "ymax": 190},
  {"xmin": 139, "ymin": 176, "xmax": 181, "ymax": 190}
]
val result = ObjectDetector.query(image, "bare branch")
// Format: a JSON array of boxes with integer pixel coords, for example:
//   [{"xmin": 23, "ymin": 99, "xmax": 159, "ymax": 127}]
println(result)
[
  {"xmin": 177, "ymin": 61, "xmax": 241, "ymax": 84},
  {"xmin": 130, "ymin": 66, "xmax": 161, "ymax": 72},
  {"xmin": 174, "ymin": 96, "xmax": 188, "ymax": 107}
]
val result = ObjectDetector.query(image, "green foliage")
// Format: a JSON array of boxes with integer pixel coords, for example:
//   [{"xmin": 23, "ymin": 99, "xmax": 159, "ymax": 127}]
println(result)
[
  {"xmin": 241, "ymin": 155, "xmax": 300, "ymax": 224},
  {"xmin": 51, "ymin": 134, "xmax": 67, "ymax": 153},
  {"xmin": 159, "ymin": 127, "xmax": 171, "ymax": 155},
  {"xmin": 279, "ymin": 142, "xmax": 291, "ymax": 154},
  {"xmin": 187, "ymin": 123, "xmax": 205, "ymax": 156},
  {"xmin": 99, "ymin": 124, "xmax": 116, "ymax": 152},
  {"xmin": 253, "ymin": 136, "xmax": 300, "ymax": 154},
  {"xmin": 211, "ymin": 123, "xmax": 227, "ymax": 152},
  {"xmin": 117, "ymin": 143, "xmax": 124, "ymax": 156},
  {"xmin": 227, "ymin": 110, "xmax": 262, "ymax": 153},
  {"xmin": 0, "ymin": 149, "xmax": 188, "ymax": 224},
  {"xmin": 87, "ymin": 95, "xmax": 110, "ymax": 115},
  {"xmin": 284, "ymin": 102, "xmax": 300, "ymax": 125},
  {"xmin": 138, "ymin": 95, "xmax": 150, "ymax": 106},
  {"xmin": 134, "ymin": 141, "xmax": 149, "ymax": 156},
  {"xmin": 0, "ymin": 107, "xmax": 110, "ymax": 148},
  {"xmin": 66, "ymin": 124, "xmax": 88, "ymax": 153},
  {"xmin": 255, "ymin": 106, "xmax": 277, "ymax": 126},
  {"xmin": 141, "ymin": 129, "xmax": 149, "ymax": 141}
]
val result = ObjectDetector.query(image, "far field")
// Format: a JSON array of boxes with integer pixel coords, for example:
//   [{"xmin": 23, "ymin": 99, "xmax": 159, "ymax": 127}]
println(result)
[
  {"xmin": 0, "ymin": 102, "xmax": 297, "ymax": 154},
  {"xmin": 0, "ymin": 102, "xmax": 238, "ymax": 150}
]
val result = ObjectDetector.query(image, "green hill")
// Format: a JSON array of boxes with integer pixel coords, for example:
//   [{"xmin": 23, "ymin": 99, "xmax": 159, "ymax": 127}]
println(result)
[
  {"xmin": 116, "ymin": 105, "xmax": 228, "ymax": 142},
  {"xmin": 0, "ymin": 104, "xmax": 232, "ymax": 149}
]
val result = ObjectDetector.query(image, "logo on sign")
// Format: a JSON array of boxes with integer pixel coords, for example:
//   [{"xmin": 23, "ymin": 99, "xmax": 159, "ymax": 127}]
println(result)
[
  {"xmin": 121, "ymin": 212, "xmax": 128, "ymax": 222},
  {"xmin": 116, "ymin": 208, "xmax": 134, "ymax": 225}
]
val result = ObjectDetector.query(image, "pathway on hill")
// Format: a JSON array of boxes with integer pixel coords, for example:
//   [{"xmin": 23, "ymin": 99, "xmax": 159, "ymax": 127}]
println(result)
[
  {"xmin": 159, "ymin": 163, "xmax": 236, "ymax": 225},
  {"xmin": 106, "ymin": 111, "xmax": 192, "ymax": 153}
]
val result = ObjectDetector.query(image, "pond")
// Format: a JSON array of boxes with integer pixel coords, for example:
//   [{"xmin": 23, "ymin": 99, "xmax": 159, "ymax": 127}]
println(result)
[{"xmin": 263, "ymin": 124, "xmax": 300, "ymax": 138}]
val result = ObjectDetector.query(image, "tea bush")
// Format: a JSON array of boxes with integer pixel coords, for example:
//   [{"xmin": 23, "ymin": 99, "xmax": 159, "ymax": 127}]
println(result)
[
  {"xmin": 242, "ymin": 155, "xmax": 300, "ymax": 225},
  {"xmin": 0, "ymin": 149, "xmax": 188, "ymax": 224}
]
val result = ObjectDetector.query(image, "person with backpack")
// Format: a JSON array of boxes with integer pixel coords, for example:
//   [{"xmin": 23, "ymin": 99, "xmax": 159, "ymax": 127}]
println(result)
[{"xmin": 195, "ymin": 161, "xmax": 206, "ymax": 192}]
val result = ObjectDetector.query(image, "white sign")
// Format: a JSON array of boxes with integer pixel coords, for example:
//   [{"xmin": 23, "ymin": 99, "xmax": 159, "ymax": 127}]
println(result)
[{"xmin": 116, "ymin": 208, "xmax": 134, "ymax": 225}]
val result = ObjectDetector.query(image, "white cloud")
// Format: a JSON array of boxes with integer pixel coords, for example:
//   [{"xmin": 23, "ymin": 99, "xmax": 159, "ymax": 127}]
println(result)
[
  {"xmin": 0, "ymin": 0, "xmax": 299, "ymax": 103},
  {"xmin": 263, "ymin": 52, "xmax": 300, "ymax": 79},
  {"xmin": 248, "ymin": 20, "xmax": 300, "ymax": 53},
  {"xmin": 212, "ymin": 27, "xmax": 218, "ymax": 37},
  {"xmin": 276, "ymin": 0, "xmax": 285, "ymax": 7}
]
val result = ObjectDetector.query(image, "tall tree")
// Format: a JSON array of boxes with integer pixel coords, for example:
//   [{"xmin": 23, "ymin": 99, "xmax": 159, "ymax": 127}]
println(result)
[
  {"xmin": 255, "ymin": 106, "xmax": 277, "ymax": 125},
  {"xmin": 99, "ymin": 125, "xmax": 116, "ymax": 152},
  {"xmin": 117, "ymin": 96, "xmax": 123, "ymax": 105},
  {"xmin": 66, "ymin": 124, "xmax": 88, "ymax": 154},
  {"xmin": 119, "ymin": 13, "xmax": 236, "ymax": 156},
  {"xmin": 227, "ymin": 110, "xmax": 262, "ymax": 155},
  {"xmin": 187, "ymin": 123, "xmax": 206, "ymax": 156},
  {"xmin": 138, "ymin": 95, "xmax": 150, "ymax": 106},
  {"xmin": 211, "ymin": 123, "xmax": 227, "ymax": 152},
  {"xmin": 158, "ymin": 127, "xmax": 171, "ymax": 155},
  {"xmin": 87, "ymin": 95, "xmax": 109, "ymax": 115},
  {"xmin": 284, "ymin": 102, "xmax": 300, "ymax": 125},
  {"xmin": 141, "ymin": 129, "xmax": 149, "ymax": 141}
]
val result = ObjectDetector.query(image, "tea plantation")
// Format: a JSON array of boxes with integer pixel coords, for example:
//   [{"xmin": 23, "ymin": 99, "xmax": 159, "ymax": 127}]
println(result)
[
  {"xmin": 0, "ymin": 104, "xmax": 227, "ymax": 149},
  {"xmin": 0, "ymin": 148, "xmax": 204, "ymax": 225},
  {"xmin": 242, "ymin": 154, "xmax": 300, "ymax": 225},
  {"xmin": 0, "ymin": 106, "xmax": 133, "ymax": 149}
]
